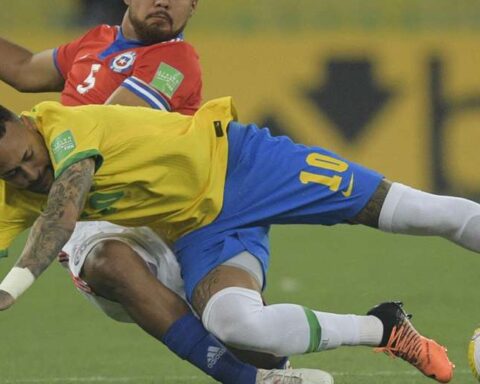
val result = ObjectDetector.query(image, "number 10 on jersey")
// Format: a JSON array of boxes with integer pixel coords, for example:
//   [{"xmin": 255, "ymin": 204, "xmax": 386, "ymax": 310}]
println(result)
[{"xmin": 299, "ymin": 153, "xmax": 349, "ymax": 192}]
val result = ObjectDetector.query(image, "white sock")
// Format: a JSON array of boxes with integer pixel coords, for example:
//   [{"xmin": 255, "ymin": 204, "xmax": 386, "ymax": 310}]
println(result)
[
  {"xmin": 379, "ymin": 182, "xmax": 480, "ymax": 252},
  {"xmin": 358, "ymin": 315, "xmax": 384, "ymax": 345},
  {"xmin": 202, "ymin": 287, "xmax": 383, "ymax": 356},
  {"xmin": 313, "ymin": 311, "xmax": 383, "ymax": 350}
]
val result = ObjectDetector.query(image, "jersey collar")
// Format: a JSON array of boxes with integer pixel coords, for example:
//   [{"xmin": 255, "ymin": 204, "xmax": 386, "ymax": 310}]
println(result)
[
  {"xmin": 99, "ymin": 27, "xmax": 184, "ymax": 60},
  {"xmin": 117, "ymin": 26, "xmax": 184, "ymax": 43}
]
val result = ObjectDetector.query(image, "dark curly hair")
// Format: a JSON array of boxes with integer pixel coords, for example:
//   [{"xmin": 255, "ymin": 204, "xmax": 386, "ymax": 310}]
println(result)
[{"xmin": 0, "ymin": 105, "xmax": 17, "ymax": 139}]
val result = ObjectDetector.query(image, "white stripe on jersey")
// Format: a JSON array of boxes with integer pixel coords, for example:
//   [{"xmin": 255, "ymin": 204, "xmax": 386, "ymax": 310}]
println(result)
[{"xmin": 122, "ymin": 77, "xmax": 170, "ymax": 110}]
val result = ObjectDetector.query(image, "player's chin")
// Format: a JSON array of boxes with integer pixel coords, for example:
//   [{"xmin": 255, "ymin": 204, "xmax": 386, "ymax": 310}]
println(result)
[
  {"xmin": 28, "ymin": 185, "xmax": 49, "ymax": 195},
  {"xmin": 28, "ymin": 178, "xmax": 52, "ymax": 195},
  {"xmin": 146, "ymin": 26, "xmax": 176, "ymax": 41}
]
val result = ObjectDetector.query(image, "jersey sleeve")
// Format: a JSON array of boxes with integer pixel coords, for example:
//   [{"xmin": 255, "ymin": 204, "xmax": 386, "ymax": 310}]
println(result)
[
  {"xmin": 0, "ymin": 183, "xmax": 40, "ymax": 258},
  {"xmin": 0, "ymin": 223, "xmax": 24, "ymax": 258},
  {"xmin": 121, "ymin": 42, "xmax": 202, "ymax": 115},
  {"xmin": 0, "ymin": 217, "xmax": 25, "ymax": 259},
  {"xmin": 53, "ymin": 26, "xmax": 103, "ymax": 79},
  {"xmin": 35, "ymin": 103, "xmax": 104, "ymax": 179}
]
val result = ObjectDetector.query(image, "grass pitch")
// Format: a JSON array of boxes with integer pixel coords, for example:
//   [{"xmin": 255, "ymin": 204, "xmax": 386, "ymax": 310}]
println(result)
[{"xmin": 0, "ymin": 224, "xmax": 477, "ymax": 383}]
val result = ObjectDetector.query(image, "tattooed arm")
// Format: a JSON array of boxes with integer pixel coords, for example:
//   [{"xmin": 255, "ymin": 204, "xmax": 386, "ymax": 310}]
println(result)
[{"xmin": 0, "ymin": 158, "xmax": 95, "ymax": 309}]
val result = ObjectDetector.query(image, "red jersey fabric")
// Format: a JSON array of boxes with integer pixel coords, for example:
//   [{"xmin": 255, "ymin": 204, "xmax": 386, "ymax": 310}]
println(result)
[{"xmin": 54, "ymin": 25, "xmax": 202, "ymax": 115}]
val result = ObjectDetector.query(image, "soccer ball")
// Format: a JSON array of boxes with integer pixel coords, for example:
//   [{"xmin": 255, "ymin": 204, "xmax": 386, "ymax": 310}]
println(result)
[{"xmin": 468, "ymin": 328, "xmax": 480, "ymax": 381}]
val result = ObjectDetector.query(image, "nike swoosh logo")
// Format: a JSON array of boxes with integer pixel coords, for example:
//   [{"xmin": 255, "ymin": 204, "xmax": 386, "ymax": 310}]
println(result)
[{"xmin": 342, "ymin": 174, "xmax": 354, "ymax": 197}]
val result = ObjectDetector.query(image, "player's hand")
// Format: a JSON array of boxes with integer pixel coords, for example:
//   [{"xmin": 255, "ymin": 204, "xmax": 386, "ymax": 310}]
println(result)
[{"xmin": 0, "ymin": 290, "xmax": 15, "ymax": 310}]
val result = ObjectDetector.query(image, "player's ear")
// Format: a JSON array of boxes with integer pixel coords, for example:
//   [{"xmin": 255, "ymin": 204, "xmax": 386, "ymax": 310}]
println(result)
[
  {"xmin": 190, "ymin": 0, "xmax": 198, "ymax": 15},
  {"xmin": 123, "ymin": 0, "xmax": 131, "ymax": 6}
]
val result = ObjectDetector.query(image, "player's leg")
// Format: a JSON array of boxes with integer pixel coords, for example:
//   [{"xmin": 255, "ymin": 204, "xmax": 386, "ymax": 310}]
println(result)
[
  {"xmin": 178, "ymin": 121, "xmax": 453, "ymax": 382},
  {"xmin": 221, "ymin": 252, "xmax": 290, "ymax": 370},
  {"xmin": 62, "ymin": 224, "xmax": 262, "ymax": 384},
  {"xmin": 353, "ymin": 178, "xmax": 480, "ymax": 253},
  {"xmin": 68, "ymin": 224, "xmax": 288, "ymax": 370},
  {"xmin": 81, "ymin": 239, "xmax": 188, "ymax": 333},
  {"xmin": 62, "ymin": 223, "xmax": 189, "ymax": 327},
  {"xmin": 193, "ymin": 256, "xmax": 382, "ymax": 354},
  {"xmin": 213, "ymin": 121, "xmax": 480, "ymax": 255},
  {"xmin": 191, "ymin": 257, "xmax": 453, "ymax": 383},
  {"xmin": 64, "ymin": 224, "xmax": 334, "ymax": 384}
]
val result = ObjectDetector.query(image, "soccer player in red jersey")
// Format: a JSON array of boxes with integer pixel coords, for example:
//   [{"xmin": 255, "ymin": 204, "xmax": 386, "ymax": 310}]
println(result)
[
  {"xmin": 3, "ymin": 1, "xmax": 201, "ymax": 113},
  {"xmin": 54, "ymin": 10, "xmax": 201, "ymax": 112},
  {"xmin": 0, "ymin": 1, "xmax": 318, "ymax": 383}
]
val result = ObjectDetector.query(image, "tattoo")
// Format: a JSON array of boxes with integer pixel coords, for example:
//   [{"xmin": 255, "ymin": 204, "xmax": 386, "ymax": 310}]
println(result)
[
  {"xmin": 192, "ymin": 268, "xmax": 223, "ymax": 315},
  {"xmin": 192, "ymin": 265, "xmax": 261, "ymax": 316},
  {"xmin": 16, "ymin": 159, "xmax": 95, "ymax": 277},
  {"xmin": 353, "ymin": 178, "xmax": 392, "ymax": 228}
]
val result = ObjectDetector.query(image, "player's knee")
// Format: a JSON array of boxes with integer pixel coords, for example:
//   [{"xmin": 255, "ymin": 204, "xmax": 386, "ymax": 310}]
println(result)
[
  {"xmin": 202, "ymin": 287, "xmax": 265, "ymax": 346},
  {"xmin": 82, "ymin": 240, "xmax": 137, "ymax": 293}
]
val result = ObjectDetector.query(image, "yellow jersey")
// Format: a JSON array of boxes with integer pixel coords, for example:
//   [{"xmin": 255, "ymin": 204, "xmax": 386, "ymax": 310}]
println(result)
[
  {"xmin": 0, "ymin": 98, "xmax": 236, "ymax": 255},
  {"xmin": 0, "ymin": 181, "xmax": 45, "ymax": 257}
]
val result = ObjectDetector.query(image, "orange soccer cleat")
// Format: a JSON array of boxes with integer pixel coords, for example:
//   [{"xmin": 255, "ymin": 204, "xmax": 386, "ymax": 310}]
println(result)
[{"xmin": 367, "ymin": 301, "xmax": 454, "ymax": 383}]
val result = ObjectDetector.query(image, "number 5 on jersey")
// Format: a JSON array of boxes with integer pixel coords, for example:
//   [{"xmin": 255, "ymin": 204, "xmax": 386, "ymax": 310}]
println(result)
[
  {"xmin": 299, "ymin": 153, "xmax": 353, "ymax": 197},
  {"xmin": 77, "ymin": 64, "xmax": 101, "ymax": 95}
]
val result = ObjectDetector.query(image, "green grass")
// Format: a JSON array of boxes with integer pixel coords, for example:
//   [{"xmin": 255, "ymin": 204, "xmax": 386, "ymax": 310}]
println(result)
[{"xmin": 0, "ymin": 224, "xmax": 477, "ymax": 383}]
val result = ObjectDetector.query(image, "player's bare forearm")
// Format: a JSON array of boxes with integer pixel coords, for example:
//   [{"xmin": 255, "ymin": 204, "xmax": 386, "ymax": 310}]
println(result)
[
  {"xmin": 0, "ymin": 38, "xmax": 63, "ymax": 92},
  {"xmin": 16, "ymin": 159, "xmax": 95, "ymax": 277},
  {"xmin": 352, "ymin": 178, "xmax": 392, "ymax": 228},
  {"xmin": 105, "ymin": 86, "xmax": 153, "ymax": 108}
]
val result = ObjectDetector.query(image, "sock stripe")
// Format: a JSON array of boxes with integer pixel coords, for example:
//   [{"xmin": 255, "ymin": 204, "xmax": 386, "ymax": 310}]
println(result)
[{"xmin": 303, "ymin": 307, "xmax": 322, "ymax": 353}]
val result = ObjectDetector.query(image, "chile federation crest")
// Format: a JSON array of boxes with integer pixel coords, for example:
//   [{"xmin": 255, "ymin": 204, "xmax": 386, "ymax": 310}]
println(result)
[{"xmin": 110, "ymin": 51, "xmax": 136, "ymax": 73}]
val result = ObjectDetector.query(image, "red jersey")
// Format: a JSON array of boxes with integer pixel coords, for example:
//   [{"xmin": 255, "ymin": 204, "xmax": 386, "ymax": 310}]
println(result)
[{"xmin": 54, "ymin": 25, "xmax": 202, "ymax": 115}]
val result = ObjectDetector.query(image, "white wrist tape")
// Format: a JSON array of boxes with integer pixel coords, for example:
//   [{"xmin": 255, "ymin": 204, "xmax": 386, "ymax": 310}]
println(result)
[
  {"xmin": 379, "ymin": 182, "xmax": 480, "ymax": 252},
  {"xmin": 0, "ymin": 267, "xmax": 35, "ymax": 299}
]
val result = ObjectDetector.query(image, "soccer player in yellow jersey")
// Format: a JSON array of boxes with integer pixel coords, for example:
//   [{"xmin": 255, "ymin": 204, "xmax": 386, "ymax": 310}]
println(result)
[
  {"xmin": 4, "ymin": 98, "xmax": 480, "ymax": 382},
  {"xmin": 0, "ymin": 99, "xmax": 331, "ymax": 384},
  {"xmin": 0, "ymin": 0, "xmax": 295, "ymax": 377}
]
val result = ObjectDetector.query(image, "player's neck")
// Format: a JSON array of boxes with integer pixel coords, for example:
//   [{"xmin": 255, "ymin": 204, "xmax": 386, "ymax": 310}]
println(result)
[{"xmin": 120, "ymin": 14, "xmax": 139, "ymax": 41}]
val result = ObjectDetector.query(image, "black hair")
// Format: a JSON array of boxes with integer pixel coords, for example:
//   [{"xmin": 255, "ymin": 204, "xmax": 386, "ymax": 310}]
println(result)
[{"xmin": 0, "ymin": 105, "xmax": 17, "ymax": 139}]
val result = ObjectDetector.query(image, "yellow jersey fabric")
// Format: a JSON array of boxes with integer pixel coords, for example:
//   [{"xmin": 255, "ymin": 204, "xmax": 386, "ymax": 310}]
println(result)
[
  {"xmin": 0, "ymin": 181, "xmax": 45, "ymax": 257},
  {"xmin": 0, "ymin": 98, "xmax": 236, "ymax": 255}
]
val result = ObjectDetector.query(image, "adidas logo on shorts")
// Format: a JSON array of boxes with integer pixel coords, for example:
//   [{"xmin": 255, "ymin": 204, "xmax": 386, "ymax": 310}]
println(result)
[{"xmin": 207, "ymin": 345, "xmax": 226, "ymax": 368}]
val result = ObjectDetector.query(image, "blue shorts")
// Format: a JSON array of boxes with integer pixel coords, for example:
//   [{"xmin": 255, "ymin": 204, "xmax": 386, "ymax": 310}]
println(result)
[{"xmin": 174, "ymin": 122, "xmax": 383, "ymax": 302}]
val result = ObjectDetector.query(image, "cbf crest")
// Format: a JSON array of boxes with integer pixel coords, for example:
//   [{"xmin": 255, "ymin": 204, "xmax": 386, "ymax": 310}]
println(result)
[{"xmin": 110, "ymin": 51, "xmax": 136, "ymax": 73}]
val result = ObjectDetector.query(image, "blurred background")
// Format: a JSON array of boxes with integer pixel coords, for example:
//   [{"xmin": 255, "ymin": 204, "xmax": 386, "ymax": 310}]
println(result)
[{"xmin": 0, "ymin": 1, "xmax": 479, "ymax": 383}]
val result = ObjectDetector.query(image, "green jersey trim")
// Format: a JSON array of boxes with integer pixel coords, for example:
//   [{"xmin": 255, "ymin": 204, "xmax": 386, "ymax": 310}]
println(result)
[{"xmin": 54, "ymin": 149, "xmax": 104, "ymax": 179}]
